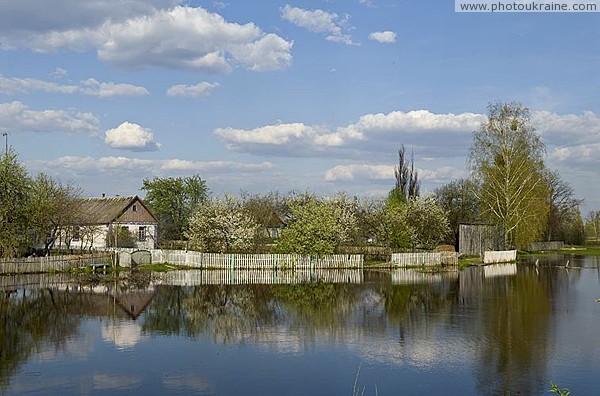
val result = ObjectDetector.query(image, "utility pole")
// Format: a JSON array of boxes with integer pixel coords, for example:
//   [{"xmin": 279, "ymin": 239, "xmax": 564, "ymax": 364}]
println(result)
[{"xmin": 2, "ymin": 132, "xmax": 6, "ymax": 156}]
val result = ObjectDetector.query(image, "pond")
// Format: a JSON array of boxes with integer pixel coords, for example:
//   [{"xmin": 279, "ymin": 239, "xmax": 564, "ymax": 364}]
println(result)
[{"xmin": 1, "ymin": 255, "xmax": 599, "ymax": 395}]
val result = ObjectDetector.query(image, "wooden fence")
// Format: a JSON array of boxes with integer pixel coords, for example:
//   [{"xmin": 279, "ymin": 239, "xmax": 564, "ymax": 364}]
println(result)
[
  {"xmin": 459, "ymin": 224, "xmax": 504, "ymax": 256},
  {"xmin": 483, "ymin": 250, "xmax": 517, "ymax": 264},
  {"xmin": 156, "ymin": 268, "xmax": 363, "ymax": 286},
  {"xmin": 390, "ymin": 251, "xmax": 458, "ymax": 267},
  {"xmin": 0, "ymin": 253, "xmax": 113, "ymax": 275},
  {"xmin": 148, "ymin": 250, "xmax": 364, "ymax": 270}
]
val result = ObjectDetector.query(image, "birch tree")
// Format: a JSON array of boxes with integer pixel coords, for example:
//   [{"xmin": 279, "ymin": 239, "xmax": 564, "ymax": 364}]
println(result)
[{"xmin": 469, "ymin": 102, "xmax": 549, "ymax": 249}]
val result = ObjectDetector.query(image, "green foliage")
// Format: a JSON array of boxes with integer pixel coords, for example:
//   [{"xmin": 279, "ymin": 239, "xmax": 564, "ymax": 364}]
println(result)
[
  {"xmin": 379, "ymin": 202, "xmax": 413, "ymax": 249},
  {"xmin": 469, "ymin": 102, "xmax": 550, "ymax": 249},
  {"xmin": 275, "ymin": 194, "xmax": 357, "ymax": 255},
  {"xmin": 141, "ymin": 174, "xmax": 209, "ymax": 242},
  {"xmin": 549, "ymin": 382, "xmax": 571, "ymax": 395},
  {"xmin": 0, "ymin": 151, "xmax": 31, "ymax": 257},
  {"xmin": 185, "ymin": 195, "xmax": 260, "ymax": 253}
]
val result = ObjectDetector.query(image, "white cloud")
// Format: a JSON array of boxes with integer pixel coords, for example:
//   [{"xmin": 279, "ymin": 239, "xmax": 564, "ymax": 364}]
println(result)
[
  {"xmin": 324, "ymin": 164, "xmax": 465, "ymax": 183},
  {"xmin": 104, "ymin": 122, "xmax": 161, "ymax": 151},
  {"xmin": 0, "ymin": 101, "xmax": 99, "ymax": 134},
  {"xmin": 81, "ymin": 78, "xmax": 149, "ymax": 97},
  {"xmin": 281, "ymin": 5, "xmax": 355, "ymax": 45},
  {"xmin": 324, "ymin": 164, "xmax": 393, "ymax": 181},
  {"xmin": 167, "ymin": 82, "xmax": 219, "ymax": 98},
  {"xmin": 369, "ymin": 31, "xmax": 396, "ymax": 43},
  {"xmin": 1, "ymin": 6, "xmax": 293, "ymax": 73},
  {"xmin": 0, "ymin": 74, "xmax": 148, "ymax": 97},
  {"xmin": 215, "ymin": 110, "xmax": 485, "ymax": 157},
  {"xmin": 30, "ymin": 155, "xmax": 274, "ymax": 174}
]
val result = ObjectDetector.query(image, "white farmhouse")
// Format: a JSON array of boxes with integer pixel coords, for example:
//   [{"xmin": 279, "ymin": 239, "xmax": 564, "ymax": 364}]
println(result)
[{"xmin": 62, "ymin": 195, "xmax": 158, "ymax": 250}]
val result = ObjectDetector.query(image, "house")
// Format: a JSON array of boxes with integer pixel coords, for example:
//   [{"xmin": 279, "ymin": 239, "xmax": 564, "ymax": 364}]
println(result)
[{"xmin": 62, "ymin": 195, "xmax": 158, "ymax": 250}]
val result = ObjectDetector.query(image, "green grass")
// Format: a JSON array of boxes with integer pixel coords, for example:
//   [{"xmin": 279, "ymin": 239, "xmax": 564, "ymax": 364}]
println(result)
[{"xmin": 458, "ymin": 256, "xmax": 483, "ymax": 268}]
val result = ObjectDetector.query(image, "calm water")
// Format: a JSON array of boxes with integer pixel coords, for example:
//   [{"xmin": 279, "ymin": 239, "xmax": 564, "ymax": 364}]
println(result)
[{"xmin": 1, "ymin": 255, "xmax": 599, "ymax": 395}]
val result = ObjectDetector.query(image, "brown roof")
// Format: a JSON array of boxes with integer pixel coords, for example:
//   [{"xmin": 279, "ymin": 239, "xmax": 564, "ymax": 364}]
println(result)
[{"xmin": 75, "ymin": 195, "xmax": 157, "ymax": 225}]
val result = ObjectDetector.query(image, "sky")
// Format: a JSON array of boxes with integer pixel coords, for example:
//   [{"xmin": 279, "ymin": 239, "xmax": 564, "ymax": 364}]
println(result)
[{"xmin": 1, "ymin": 0, "xmax": 599, "ymax": 213}]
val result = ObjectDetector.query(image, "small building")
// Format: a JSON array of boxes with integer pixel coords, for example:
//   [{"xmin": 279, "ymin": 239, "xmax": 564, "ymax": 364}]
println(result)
[{"xmin": 61, "ymin": 195, "xmax": 158, "ymax": 250}]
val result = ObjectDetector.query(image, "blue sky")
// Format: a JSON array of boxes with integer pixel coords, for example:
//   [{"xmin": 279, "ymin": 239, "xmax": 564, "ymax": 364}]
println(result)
[{"xmin": 1, "ymin": 0, "xmax": 599, "ymax": 213}]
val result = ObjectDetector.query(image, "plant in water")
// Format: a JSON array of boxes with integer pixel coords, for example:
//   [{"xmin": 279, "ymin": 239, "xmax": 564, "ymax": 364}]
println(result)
[{"xmin": 549, "ymin": 381, "xmax": 571, "ymax": 395}]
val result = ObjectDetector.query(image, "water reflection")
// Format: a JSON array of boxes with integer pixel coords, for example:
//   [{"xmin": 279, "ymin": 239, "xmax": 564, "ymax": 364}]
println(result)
[{"xmin": 0, "ymin": 262, "xmax": 598, "ymax": 395}]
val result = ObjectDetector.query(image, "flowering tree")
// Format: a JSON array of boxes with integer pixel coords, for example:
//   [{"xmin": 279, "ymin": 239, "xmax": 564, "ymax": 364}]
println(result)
[
  {"xmin": 185, "ymin": 195, "xmax": 260, "ymax": 253},
  {"xmin": 406, "ymin": 195, "xmax": 450, "ymax": 249}
]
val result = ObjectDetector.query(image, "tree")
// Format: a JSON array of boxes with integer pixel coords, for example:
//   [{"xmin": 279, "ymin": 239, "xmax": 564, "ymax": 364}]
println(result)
[
  {"xmin": 0, "ymin": 151, "xmax": 31, "ymax": 257},
  {"xmin": 141, "ymin": 175, "xmax": 209, "ymax": 243},
  {"xmin": 406, "ymin": 195, "xmax": 450, "ymax": 249},
  {"xmin": 434, "ymin": 179, "xmax": 481, "ymax": 249},
  {"xmin": 388, "ymin": 145, "xmax": 420, "ymax": 206},
  {"xmin": 275, "ymin": 194, "xmax": 357, "ymax": 255},
  {"xmin": 28, "ymin": 173, "xmax": 81, "ymax": 251},
  {"xmin": 469, "ymin": 102, "xmax": 549, "ymax": 249},
  {"xmin": 544, "ymin": 170, "xmax": 583, "ymax": 243},
  {"xmin": 586, "ymin": 210, "xmax": 600, "ymax": 241},
  {"xmin": 186, "ymin": 195, "xmax": 260, "ymax": 253}
]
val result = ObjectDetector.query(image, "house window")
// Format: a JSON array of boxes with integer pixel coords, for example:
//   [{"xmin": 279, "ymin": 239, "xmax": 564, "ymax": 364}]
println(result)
[
  {"xmin": 132, "ymin": 204, "xmax": 137, "ymax": 212},
  {"xmin": 138, "ymin": 226, "xmax": 147, "ymax": 242}
]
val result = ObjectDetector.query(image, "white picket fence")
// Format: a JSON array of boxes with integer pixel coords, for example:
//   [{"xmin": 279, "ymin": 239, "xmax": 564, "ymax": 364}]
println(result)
[
  {"xmin": 145, "ymin": 250, "xmax": 364, "ymax": 270},
  {"xmin": 390, "ymin": 251, "xmax": 458, "ymax": 267},
  {"xmin": 0, "ymin": 253, "xmax": 113, "ymax": 275},
  {"xmin": 483, "ymin": 250, "xmax": 517, "ymax": 264}
]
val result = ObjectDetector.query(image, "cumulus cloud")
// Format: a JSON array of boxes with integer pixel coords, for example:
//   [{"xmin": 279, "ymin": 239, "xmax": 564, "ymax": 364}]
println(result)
[
  {"xmin": 281, "ymin": 5, "xmax": 355, "ymax": 45},
  {"xmin": 167, "ymin": 82, "xmax": 219, "ymax": 98},
  {"xmin": 0, "ymin": 74, "xmax": 148, "ymax": 97},
  {"xmin": 104, "ymin": 122, "xmax": 161, "ymax": 151},
  {"xmin": 0, "ymin": 5, "xmax": 293, "ymax": 73},
  {"xmin": 0, "ymin": 101, "xmax": 99, "ymax": 134},
  {"xmin": 215, "ymin": 110, "xmax": 486, "ymax": 158},
  {"xmin": 369, "ymin": 31, "xmax": 396, "ymax": 43}
]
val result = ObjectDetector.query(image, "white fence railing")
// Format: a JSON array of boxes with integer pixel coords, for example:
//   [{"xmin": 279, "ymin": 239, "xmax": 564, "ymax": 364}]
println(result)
[
  {"xmin": 390, "ymin": 251, "xmax": 458, "ymax": 267},
  {"xmin": 483, "ymin": 250, "xmax": 517, "ymax": 264}
]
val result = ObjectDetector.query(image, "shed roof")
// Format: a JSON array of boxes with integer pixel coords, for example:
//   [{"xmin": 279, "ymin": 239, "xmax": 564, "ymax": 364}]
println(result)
[{"xmin": 76, "ymin": 195, "xmax": 157, "ymax": 225}]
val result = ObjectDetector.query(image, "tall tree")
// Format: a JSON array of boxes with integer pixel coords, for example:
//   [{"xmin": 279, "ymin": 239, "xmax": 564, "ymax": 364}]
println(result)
[
  {"xmin": 0, "ymin": 151, "xmax": 31, "ymax": 257},
  {"xmin": 389, "ymin": 145, "xmax": 420, "ymax": 206},
  {"xmin": 469, "ymin": 102, "xmax": 549, "ymax": 249},
  {"xmin": 141, "ymin": 175, "xmax": 209, "ymax": 242}
]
